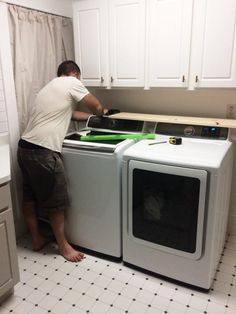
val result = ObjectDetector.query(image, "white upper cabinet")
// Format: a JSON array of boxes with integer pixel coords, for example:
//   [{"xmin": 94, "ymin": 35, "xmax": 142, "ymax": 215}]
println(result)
[
  {"xmin": 109, "ymin": 0, "xmax": 145, "ymax": 87},
  {"xmin": 73, "ymin": 0, "xmax": 108, "ymax": 86},
  {"xmin": 148, "ymin": 0, "xmax": 193, "ymax": 87},
  {"xmin": 73, "ymin": 0, "xmax": 236, "ymax": 89},
  {"xmin": 192, "ymin": 0, "xmax": 236, "ymax": 88}
]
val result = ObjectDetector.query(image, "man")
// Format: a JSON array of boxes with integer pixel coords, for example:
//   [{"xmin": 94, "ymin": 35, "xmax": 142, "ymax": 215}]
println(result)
[{"xmin": 17, "ymin": 60, "xmax": 105, "ymax": 262}]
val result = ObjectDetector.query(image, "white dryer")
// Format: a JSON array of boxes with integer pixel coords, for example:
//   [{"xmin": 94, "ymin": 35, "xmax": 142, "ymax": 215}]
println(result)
[{"xmin": 122, "ymin": 123, "xmax": 233, "ymax": 289}]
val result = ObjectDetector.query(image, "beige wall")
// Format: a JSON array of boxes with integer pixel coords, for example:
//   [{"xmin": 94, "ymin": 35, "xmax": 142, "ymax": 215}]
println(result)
[{"xmin": 93, "ymin": 88, "xmax": 236, "ymax": 118}]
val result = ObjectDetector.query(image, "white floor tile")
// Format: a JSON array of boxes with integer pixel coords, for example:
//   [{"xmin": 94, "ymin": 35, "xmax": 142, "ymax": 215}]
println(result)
[
  {"xmin": 48, "ymin": 269, "xmax": 67, "ymax": 283},
  {"xmin": 98, "ymin": 289, "xmax": 118, "ymax": 305},
  {"xmin": 157, "ymin": 284, "xmax": 176, "ymax": 299},
  {"xmin": 142, "ymin": 277, "xmax": 161, "ymax": 293},
  {"xmin": 26, "ymin": 275, "xmax": 45, "ymax": 289},
  {"xmin": 3, "ymin": 233, "xmax": 236, "ymax": 314},
  {"xmin": 90, "ymin": 299, "xmax": 111, "ymax": 313},
  {"xmin": 168, "ymin": 300, "xmax": 188, "ymax": 314},
  {"xmin": 209, "ymin": 290, "xmax": 229, "ymax": 305},
  {"xmin": 85, "ymin": 284, "xmax": 104, "ymax": 299},
  {"xmin": 112, "ymin": 294, "xmax": 132, "ymax": 310},
  {"xmin": 185, "ymin": 308, "xmax": 203, "ymax": 314},
  {"xmin": 62, "ymin": 289, "xmax": 81, "ymax": 304},
  {"xmin": 76, "ymin": 293, "xmax": 95, "ymax": 310},
  {"xmin": 26, "ymin": 306, "xmax": 48, "ymax": 314},
  {"xmin": 151, "ymin": 294, "xmax": 170, "ymax": 311},
  {"xmin": 59, "ymin": 274, "xmax": 78, "ymax": 288},
  {"xmin": 146, "ymin": 307, "xmax": 163, "ymax": 314},
  {"xmin": 38, "ymin": 294, "xmax": 59, "ymax": 310},
  {"xmin": 128, "ymin": 300, "xmax": 149, "ymax": 314},
  {"xmin": 106, "ymin": 306, "xmax": 124, "ymax": 314},
  {"xmin": 107, "ymin": 279, "xmax": 125, "ymax": 293},
  {"xmin": 135, "ymin": 289, "xmax": 154, "ymax": 304},
  {"xmin": 14, "ymin": 284, "xmax": 35, "ymax": 299},
  {"xmin": 225, "ymin": 307, "xmax": 236, "ymax": 314},
  {"xmin": 67, "ymin": 307, "xmax": 87, "ymax": 314},
  {"xmin": 81, "ymin": 269, "xmax": 99, "ymax": 282},
  {"xmin": 206, "ymin": 300, "xmax": 227, "ymax": 314},
  {"xmin": 93, "ymin": 274, "xmax": 112, "ymax": 288},
  {"xmin": 73, "ymin": 278, "xmax": 91, "ymax": 293},
  {"xmin": 13, "ymin": 300, "xmax": 35, "ymax": 313},
  {"xmin": 121, "ymin": 285, "xmax": 140, "ymax": 298},
  {"xmin": 227, "ymin": 295, "xmax": 236, "ymax": 310},
  {"xmin": 37, "ymin": 279, "xmax": 57, "ymax": 293},
  {"xmin": 0, "ymin": 307, "xmax": 12, "ymax": 314},
  {"xmin": 51, "ymin": 300, "xmax": 72, "ymax": 314},
  {"xmin": 216, "ymin": 270, "xmax": 234, "ymax": 284},
  {"xmin": 0, "ymin": 294, "xmax": 22, "ymax": 310},
  {"xmin": 173, "ymin": 290, "xmax": 191, "ymax": 304},
  {"xmin": 26, "ymin": 289, "xmax": 45, "ymax": 304},
  {"xmin": 49, "ymin": 284, "xmax": 68, "ymax": 298},
  {"xmin": 188, "ymin": 294, "xmax": 208, "ymax": 312}
]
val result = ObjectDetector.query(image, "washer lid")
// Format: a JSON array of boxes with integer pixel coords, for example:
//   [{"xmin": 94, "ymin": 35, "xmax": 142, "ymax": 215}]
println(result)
[{"xmin": 123, "ymin": 135, "xmax": 232, "ymax": 168}]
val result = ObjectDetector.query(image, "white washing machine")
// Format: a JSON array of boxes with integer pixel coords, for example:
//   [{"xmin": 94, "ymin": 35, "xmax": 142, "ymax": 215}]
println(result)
[
  {"xmin": 62, "ymin": 116, "xmax": 145, "ymax": 258},
  {"xmin": 122, "ymin": 123, "xmax": 234, "ymax": 289}
]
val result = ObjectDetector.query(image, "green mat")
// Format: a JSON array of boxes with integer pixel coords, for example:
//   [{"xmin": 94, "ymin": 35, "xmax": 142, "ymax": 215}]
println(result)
[{"xmin": 80, "ymin": 133, "xmax": 155, "ymax": 141}]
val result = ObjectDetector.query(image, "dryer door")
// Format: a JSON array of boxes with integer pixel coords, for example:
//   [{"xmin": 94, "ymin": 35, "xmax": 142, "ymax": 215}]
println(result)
[{"xmin": 127, "ymin": 160, "xmax": 207, "ymax": 260}]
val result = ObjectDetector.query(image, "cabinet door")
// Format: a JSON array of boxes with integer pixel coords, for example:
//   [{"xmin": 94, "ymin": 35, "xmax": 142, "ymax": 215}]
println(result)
[
  {"xmin": 73, "ymin": 0, "xmax": 108, "ymax": 87},
  {"xmin": 148, "ymin": 0, "xmax": 193, "ymax": 87},
  {"xmin": 109, "ymin": 0, "xmax": 145, "ymax": 87},
  {"xmin": 0, "ymin": 208, "xmax": 19, "ymax": 298},
  {"xmin": 193, "ymin": 0, "xmax": 236, "ymax": 88}
]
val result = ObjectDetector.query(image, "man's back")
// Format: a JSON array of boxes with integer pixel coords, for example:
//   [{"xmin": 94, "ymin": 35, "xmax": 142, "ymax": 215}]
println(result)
[{"xmin": 22, "ymin": 76, "xmax": 89, "ymax": 152}]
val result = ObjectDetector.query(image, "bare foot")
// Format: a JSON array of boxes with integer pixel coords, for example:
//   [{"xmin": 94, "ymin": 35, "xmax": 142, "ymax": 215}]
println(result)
[
  {"xmin": 32, "ymin": 234, "xmax": 52, "ymax": 251},
  {"xmin": 59, "ymin": 242, "xmax": 84, "ymax": 262}
]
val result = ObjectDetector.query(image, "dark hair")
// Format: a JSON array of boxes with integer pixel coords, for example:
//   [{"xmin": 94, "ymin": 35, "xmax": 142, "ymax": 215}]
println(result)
[{"xmin": 57, "ymin": 60, "xmax": 81, "ymax": 77}]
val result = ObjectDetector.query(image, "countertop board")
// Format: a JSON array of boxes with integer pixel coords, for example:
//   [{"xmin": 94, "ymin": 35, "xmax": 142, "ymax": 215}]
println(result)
[{"xmin": 110, "ymin": 112, "xmax": 236, "ymax": 128}]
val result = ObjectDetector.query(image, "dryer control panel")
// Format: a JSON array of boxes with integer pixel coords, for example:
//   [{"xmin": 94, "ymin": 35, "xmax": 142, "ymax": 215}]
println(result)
[{"xmin": 155, "ymin": 123, "xmax": 228, "ymax": 139}]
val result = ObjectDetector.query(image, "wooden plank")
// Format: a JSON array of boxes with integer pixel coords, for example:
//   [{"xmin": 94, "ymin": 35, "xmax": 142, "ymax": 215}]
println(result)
[{"xmin": 110, "ymin": 112, "xmax": 236, "ymax": 128}]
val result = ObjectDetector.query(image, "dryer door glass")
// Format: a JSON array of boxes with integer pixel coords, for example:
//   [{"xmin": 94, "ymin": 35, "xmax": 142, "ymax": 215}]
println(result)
[{"xmin": 128, "ymin": 161, "xmax": 207, "ymax": 260}]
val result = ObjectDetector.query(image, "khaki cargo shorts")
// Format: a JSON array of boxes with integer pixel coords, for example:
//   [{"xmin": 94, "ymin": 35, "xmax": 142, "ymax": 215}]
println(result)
[{"xmin": 17, "ymin": 147, "xmax": 70, "ymax": 214}]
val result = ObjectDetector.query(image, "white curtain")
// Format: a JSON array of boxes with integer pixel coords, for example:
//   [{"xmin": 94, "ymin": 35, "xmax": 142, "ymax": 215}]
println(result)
[{"xmin": 8, "ymin": 5, "xmax": 75, "ymax": 134}]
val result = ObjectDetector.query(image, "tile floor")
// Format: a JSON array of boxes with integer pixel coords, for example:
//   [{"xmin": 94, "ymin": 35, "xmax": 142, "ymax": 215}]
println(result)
[{"xmin": 1, "ymin": 234, "xmax": 236, "ymax": 314}]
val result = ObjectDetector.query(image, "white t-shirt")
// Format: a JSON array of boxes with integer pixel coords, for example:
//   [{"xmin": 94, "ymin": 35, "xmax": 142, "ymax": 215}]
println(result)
[{"xmin": 21, "ymin": 76, "xmax": 89, "ymax": 152}]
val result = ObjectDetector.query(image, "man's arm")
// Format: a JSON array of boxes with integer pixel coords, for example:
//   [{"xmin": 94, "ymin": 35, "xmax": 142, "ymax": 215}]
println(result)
[
  {"xmin": 79, "ymin": 93, "xmax": 104, "ymax": 116},
  {"xmin": 71, "ymin": 111, "xmax": 92, "ymax": 121}
]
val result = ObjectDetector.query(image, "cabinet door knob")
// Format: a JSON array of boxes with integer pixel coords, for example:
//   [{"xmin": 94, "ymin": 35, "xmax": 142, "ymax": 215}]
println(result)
[
  {"xmin": 101, "ymin": 76, "xmax": 104, "ymax": 83},
  {"xmin": 182, "ymin": 75, "xmax": 185, "ymax": 82},
  {"xmin": 111, "ymin": 76, "xmax": 114, "ymax": 83},
  {"xmin": 195, "ymin": 75, "xmax": 198, "ymax": 83}
]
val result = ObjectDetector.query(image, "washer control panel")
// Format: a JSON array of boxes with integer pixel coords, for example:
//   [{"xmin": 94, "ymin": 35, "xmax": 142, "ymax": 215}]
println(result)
[{"xmin": 87, "ymin": 116, "xmax": 144, "ymax": 133}]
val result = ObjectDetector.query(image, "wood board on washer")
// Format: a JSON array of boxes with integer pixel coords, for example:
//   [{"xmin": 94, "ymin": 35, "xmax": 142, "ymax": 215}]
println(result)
[{"xmin": 110, "ymin": 112, "xmax": 236, "ymax": 129}]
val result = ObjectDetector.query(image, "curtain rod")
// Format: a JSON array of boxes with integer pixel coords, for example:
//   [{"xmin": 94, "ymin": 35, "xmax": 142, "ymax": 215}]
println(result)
[{"xmin": 7, "ymin": 2, "xmax": 71, "ymax": 19}]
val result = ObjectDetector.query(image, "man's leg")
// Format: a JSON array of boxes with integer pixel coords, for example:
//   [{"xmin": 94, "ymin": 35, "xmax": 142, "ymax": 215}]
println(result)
[
  {"xmin": 22, "ymin": 201, "xmax": 50, "ymax": 251},
  {"xmin": 49, "ymin": 210, "xmax": 84, "ymax": 262}
]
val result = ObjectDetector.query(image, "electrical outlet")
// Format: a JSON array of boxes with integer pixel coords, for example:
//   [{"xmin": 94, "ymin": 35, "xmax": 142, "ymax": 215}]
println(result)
[{"xmin": 226, "ymin": 104, "xmax": 236, "ymax": 119}]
